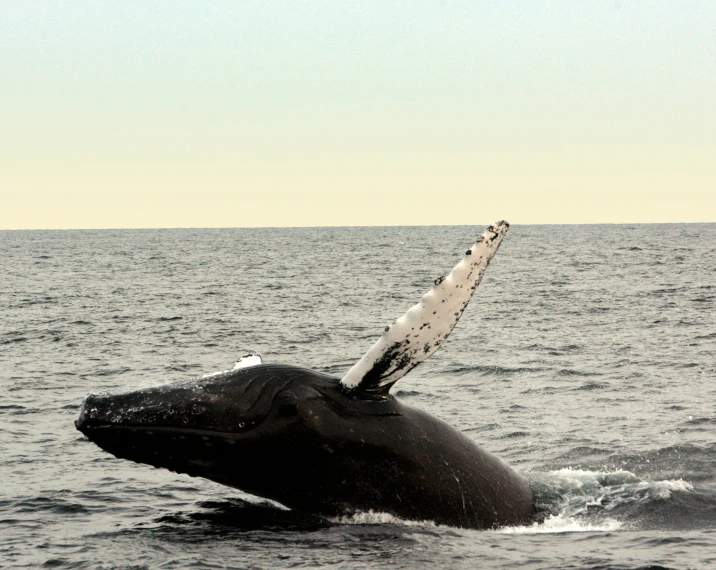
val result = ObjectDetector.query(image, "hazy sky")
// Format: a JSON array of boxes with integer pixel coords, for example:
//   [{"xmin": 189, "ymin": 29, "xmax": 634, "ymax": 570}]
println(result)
[{"xmin": 1, "ymin": 1, "xmax": 714, "ymax": 229}]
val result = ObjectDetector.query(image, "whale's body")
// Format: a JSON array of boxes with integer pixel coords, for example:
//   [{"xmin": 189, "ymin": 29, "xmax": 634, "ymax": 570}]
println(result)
[
  {"xmin": 76, "ymin": 363, "xmax": 534, "ymax": 528},
  {"xmin": 76, "ymin": 221, "xmax": 536, "ymax": 529}
]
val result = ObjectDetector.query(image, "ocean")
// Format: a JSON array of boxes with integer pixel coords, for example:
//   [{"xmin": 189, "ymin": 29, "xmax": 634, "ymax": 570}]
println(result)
[{"xmin": 1, "ymin": 223, "xmax": 714, "ymax": 569}]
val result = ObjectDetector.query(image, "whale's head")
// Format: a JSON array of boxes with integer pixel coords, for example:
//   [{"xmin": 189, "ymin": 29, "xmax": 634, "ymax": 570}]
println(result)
[
  {"xmin": 78, "ymin": 366, "xmax": 294, "ymax": 432},
  {"xmin": 75, "ymin": 363, "xmax": 400, "ymax": 506}
]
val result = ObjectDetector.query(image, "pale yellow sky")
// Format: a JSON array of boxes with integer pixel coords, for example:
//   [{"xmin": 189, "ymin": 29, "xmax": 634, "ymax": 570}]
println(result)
[{"xmin": 1, "ymin": 2, "xmax": 714, "ymax": 229}]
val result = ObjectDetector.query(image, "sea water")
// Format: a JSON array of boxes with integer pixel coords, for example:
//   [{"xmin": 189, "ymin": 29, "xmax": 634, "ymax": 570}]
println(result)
[{"xmin": 1, "ymin": 224, "xmax": 714, "ymax": 569}]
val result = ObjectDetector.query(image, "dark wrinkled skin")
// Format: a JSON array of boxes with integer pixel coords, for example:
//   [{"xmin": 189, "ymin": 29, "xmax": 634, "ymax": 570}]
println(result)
[{"xmin": 76, "ymin": 364, "xmax": 535, "ymax": 529}]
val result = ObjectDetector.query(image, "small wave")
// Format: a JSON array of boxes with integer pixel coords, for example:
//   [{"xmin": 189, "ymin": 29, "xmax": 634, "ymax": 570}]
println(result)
[
  {"xmin": 557, "ymin": 369, "xmax": 602, "ymax": 377},
  {"xmin": 16, "ymin": 296, "xmax": 58, "ymax": 307},
  {"xmin": 11, "ymin": 496, "xmax": 92, "ymax": 515},
  {"xmin": 694, "ymin": 332, "xmax": 716, "ymax": 339},
  {"xmin": 534, "ymin": 468, "xmax": 693, "ymax": 497},
  {"xmin": 520, "ymin": 386, "xmax": 566, "ymax": 395},
  {"xmin": 683, "ymin": 416, "xmax": 716, "ymax": 426},
  {"xmin": 464, "ymin": 422, "xmax": 501, "ymax": 433},
  {"xmin": 331, "ymin": 510, "xmax": 436, "ymax": 528},
  {"xmin": 446, "ymin": 364, "xmax": 547, "ymax": 376},
  {"xmin": 528, "ymin": 468, "xmax": 694, "ymax": 533},
  {"xmin": 394, "ymin": 389, "xmax": 422, "ymax": 398},
  {"xmin": 497, "ymin": 431, "xmax": 531, "ymax": 439},
  {"xmin": 573, "ymin": 381, "xmax": 611, "ymax": 391},
  {"xmin": 608, "ymin": 444, "xmax": 716, "ymax": 484},
  {"xmin": 523, "ymin": 343, "xmax": 583, "ymax": 353},
  {"xmin": 147, "ymin": 497, "xmax": 328, "ymax": 532},
  {"xmin": 647, "ymin": 288, "xmax": 680, "ymax": 295},
  {"xmin": 497, "ymin": 513, "xmax": 622, "ymax": 534},
  {"xmin": 81, "ymin": 367, "xmax": 132, "ymax": 378},
  {"xmin": 1, "ymin": 337, "xmax": 27, "ymax": 344}
]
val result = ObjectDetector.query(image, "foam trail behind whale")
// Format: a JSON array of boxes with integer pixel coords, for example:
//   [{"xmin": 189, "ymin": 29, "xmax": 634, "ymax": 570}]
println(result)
[{"xmin": 341, "ymin": 221, "xmax": 509, "ymax": 395}]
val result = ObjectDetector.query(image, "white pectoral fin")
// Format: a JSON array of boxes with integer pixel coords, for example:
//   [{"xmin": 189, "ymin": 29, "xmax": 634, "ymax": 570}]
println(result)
[{"xmin": 340, "ymin": 221, "xmax": 509, "ymax": 396}]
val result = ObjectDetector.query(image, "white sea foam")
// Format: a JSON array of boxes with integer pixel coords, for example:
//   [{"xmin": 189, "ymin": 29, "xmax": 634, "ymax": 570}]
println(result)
[
  {"xmin": 498, "ymin": 513, "xmax": 623, "ymax": 534},
  {"xmin": 200, "ymin": 354, "xmax": 262, "ymax": 379},
  {"xmin": 533, "ymin": 467, "xmax": 693, "ymax": 501},
  {"xmin": 515, "ymin": 468, "xmax": 694, "ymax": 534},
  {"xmin": 330, "ymin": 510, "xmax": 437, "ymax": 527},
  {"xmin": 649, "ymin": 478, "xmax": 693, "ymax": 499}
]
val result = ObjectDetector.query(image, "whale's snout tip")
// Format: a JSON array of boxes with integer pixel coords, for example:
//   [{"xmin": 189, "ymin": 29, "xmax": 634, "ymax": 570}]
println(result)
[
  {"xmin": 75, "ymin": 394, "xmax": 98, "ymax": 434},
  {"xmin": 75, "ymin": 411, "xmax": 86, "ymax": 432}
]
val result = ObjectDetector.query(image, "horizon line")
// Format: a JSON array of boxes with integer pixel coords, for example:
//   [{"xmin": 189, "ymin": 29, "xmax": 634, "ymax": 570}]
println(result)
[{"xmin": 2, "ymin": 221, "xmax": 714, "ymax": 232}]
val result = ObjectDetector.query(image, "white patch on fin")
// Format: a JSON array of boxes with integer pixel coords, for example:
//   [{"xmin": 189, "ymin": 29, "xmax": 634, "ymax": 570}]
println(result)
[{"xmin": 340, "ymin": 221, "xmax": 509, "ymax": 394}]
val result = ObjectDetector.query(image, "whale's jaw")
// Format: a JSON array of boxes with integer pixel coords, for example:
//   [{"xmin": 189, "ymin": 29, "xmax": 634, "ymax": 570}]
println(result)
[{"xmin": 75, "ymin": 365, "xmax": 310, "ymax": 485}]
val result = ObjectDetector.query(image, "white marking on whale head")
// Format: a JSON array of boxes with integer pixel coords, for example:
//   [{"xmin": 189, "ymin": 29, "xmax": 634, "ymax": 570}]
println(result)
[
  {"xmin": 233, "ymin": 354, "xmax": 263, "ymax": 370},
  {"xmin": 200, "ymin": 353, "xmax": 263, "ymax": 379}
]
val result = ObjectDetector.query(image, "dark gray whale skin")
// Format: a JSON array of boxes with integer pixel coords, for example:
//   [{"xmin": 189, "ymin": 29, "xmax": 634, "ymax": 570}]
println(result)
[{"xmin": 76, "ymin": 363, "xmax": 535, "ymax": 529}]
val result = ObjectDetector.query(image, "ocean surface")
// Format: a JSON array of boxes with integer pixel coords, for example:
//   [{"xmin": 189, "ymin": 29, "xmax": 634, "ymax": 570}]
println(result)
[{"xmin": 1, "ymin": 223, "xmax": 714, "ymax": 569}]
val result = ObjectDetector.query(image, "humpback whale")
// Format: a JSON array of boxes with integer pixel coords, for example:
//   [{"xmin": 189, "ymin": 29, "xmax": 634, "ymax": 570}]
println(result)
[{"xmin": 76, "ymin": 221, "xmax": 536, "ymax": 529}]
